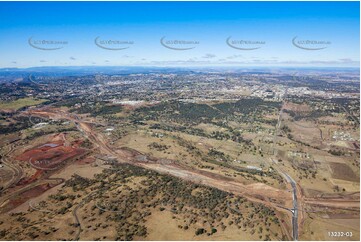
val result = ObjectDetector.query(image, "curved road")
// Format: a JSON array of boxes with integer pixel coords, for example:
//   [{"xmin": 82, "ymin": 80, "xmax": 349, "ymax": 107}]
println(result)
[
  {"xmin": 282, "ymin": 172, "xmax": 298, "ymax": 241},
  {"xmin": 271, "ymin": 87, "xmax": 299, "ymax": 241},
  {"xmin": 31, "ymin": 107, "xmax": 300, "ymax": 240}
]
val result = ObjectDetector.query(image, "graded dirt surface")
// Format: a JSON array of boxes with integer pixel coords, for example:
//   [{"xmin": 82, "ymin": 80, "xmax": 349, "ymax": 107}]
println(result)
[
  {"xmin": 22, "ymin": 108, "xmax": 296, "ymax": 239},
  {"xmin": 15, "ymin": 133, "xmax": 87, "ymax": 171},
  {"xmin": 329, "ymin": 162, "xmax": 359, "ymax": 182},
  {"xmin": 0, "ymin": 132, "xmax": 90, "ymax": 213},
  {"xmin": 137, "ymin": 162, "xmax": 291, "ymax": 206}
]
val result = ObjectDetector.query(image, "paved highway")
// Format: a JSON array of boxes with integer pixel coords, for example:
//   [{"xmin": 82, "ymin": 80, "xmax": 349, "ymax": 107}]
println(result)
[
  {"xmin": 282, "ymin": 172, "xmax": 298, "ymax": 241},
  {"xmin": 31, "ymin": 108, "xmax": 298, "ymax": 240},
  {"xmin": 272, "ymin": 87, "xmax": 299, "ymax": 241}
]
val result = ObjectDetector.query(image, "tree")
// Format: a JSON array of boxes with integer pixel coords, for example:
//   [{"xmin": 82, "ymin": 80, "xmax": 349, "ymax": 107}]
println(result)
[{"xmin": 195, "ymin": 228, "xmax": 205, "ymax": 235}]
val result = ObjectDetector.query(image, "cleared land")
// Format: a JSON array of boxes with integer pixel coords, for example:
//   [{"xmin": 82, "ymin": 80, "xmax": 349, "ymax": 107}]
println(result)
[
  {"xmin": 0, "ymin": 93, "xmax": 359, "ymax": 241},
  {"xmin": 0, "ymin": 98, "xmax": 47, "ymax": 111}
]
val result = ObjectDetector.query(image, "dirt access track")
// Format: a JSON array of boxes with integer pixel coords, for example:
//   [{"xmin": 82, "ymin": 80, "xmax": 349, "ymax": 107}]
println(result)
[
  {"xmin": 0, "ymin": 132, "xmax": 86, "ymax": 213},
  {"xmin": 16, "ymin": 135, "xmax": 86, "ymax": 171},
  {"xmin": 27, "ymin": 108, "xmax": 292, "ymax": 202},
  {"xmin": 26, "ymin": 108, "xmax": 360, "ymax": 240}
]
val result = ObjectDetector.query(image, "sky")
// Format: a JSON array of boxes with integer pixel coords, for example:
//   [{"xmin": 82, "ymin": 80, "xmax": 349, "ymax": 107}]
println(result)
[{"xmin": 0, "ymin": 1, "xmax": 359, "ymax": 68}]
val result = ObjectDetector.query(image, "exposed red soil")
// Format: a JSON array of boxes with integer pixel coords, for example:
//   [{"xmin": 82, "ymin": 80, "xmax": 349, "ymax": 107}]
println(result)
[
  {"xmin": 2, "ymin": 181, "xmax": 62, "ymax": 213},
  {"xmin": 17, "ymin": 170, "xmax": 44, "ymax": 186},
  {"xmin": 25, "ymin": 108, "xmax": 360, "ymax": 241},
  {"xmin": 16, "ymin": 140, "xmax": 86, "ymax": 170},
  {"xmin": 12, "ymin": 133, "xmax": 87, "ymax": 190}
]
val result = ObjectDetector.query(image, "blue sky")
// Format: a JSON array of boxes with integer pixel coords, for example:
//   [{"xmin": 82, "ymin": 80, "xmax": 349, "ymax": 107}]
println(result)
[{"xmin": 0, "ymin": 1, "xmax": 359, "ymax": 68}]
